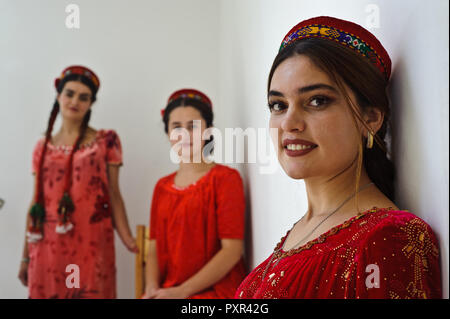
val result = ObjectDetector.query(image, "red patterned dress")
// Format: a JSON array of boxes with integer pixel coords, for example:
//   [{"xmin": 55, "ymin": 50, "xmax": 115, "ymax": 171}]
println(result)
[
  {"xmin": 28, "ymin": 129, "xmax": 123, "ymax": 299},
  {"xmin": 235, "ymin": 207, "xmax": 442, "ymax": 299},
  {"xmin": 149, "ymin": 164, "xmax": 247, "ymax": 298}
]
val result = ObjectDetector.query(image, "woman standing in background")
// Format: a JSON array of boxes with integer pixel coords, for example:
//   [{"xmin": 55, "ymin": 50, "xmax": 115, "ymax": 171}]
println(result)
[
  {"xmin": 18, "ymin": 65, "xmax": 137, "ymax": 298},
  {"xmin": 142, "ymin": 89, "xmax": 246, "ymax": 299}
]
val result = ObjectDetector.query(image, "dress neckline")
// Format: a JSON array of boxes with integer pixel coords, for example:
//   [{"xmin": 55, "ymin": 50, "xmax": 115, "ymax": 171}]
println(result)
[
  {"xmin": 47, "ymin": 129, "xmax": 102, "ymax": 151},
  {"xmin": 170, "ymin": 164, "xmax": 218, "ymax": 192},
  {"xmin": 275, "ymin": 206, "xmax": 393, "ymax": 258}
]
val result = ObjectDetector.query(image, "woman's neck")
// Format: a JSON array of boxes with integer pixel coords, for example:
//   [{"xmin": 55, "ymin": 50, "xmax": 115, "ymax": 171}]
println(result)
[
  {"xmin": 177, "ymin": 160, "xmax": 215, "ymax": 175},
  {"xmin": 303, "ymin": 158, "xmax": 372, "ymax": 220},
  {"xmin": 53, "ymin": 120, "xmax": 93, "ymax": 146},
  {"xmin": 58, "ymin": 119, "xmax": 84, "ymax": 136}
]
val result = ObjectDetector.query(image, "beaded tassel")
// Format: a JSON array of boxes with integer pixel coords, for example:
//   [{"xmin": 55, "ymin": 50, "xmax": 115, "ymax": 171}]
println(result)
[
  {"xmin": 27, "ymin": 203, "xmax": 46, "ymax": 243},
  {"xmin": 56, "ymin": 192, "xmax": 75, "ymax": 234}
]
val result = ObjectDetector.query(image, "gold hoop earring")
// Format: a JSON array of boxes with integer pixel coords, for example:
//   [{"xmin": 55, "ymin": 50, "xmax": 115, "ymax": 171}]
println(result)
[{"xmin": 366, "ymin": 130, "xmax": 374, "ymax": 149}]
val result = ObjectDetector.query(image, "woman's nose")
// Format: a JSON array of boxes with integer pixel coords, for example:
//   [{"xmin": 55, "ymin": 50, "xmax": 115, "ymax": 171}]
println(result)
[
  {"xmin": 280, "ymin": 106, "xmax": 306, "ymax": 133},
  {"xmin": 68, "ymin": 96, "xmax": 78, "ymax": 106}
]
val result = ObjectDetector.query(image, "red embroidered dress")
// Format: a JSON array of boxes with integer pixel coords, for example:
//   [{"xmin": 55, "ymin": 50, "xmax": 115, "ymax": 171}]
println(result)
[
  {"xmin": 236, "ymin": 208, "xmax": 442, "ymax": 299},
  {"xmin": 149, "ymin": 164, "xmax": 246, "ymax": 298},
  {"xmin": 28, "ymin": 129, "xmax": 122, "ymax": 299}
]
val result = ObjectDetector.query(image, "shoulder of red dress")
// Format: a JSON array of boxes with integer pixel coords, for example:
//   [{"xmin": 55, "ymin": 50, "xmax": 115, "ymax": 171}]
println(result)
[
  {"xmin": 364, "ymin": 208, "xmax": 437, "ymax": 242},
  {"xmin": 155, "ymin": 172, "xmax": 177, "ymax": 188},
  {"xmin": 97, "ymin": 129, "xmax": 119, "ymax": 138},
  {"xmin": 369, "ymin": 209, "xmax": 428, "ymax": 227},
  {"xmin": 36, "ymin": 136, "xmax": 45, "ymax": 145},
  {"xmin": 33, "ymin": 137, "xmax": 46, "ymax": 151},
  {"xmin": 212, "ymin": 164, "xmax": 242, "ymax": 179}
]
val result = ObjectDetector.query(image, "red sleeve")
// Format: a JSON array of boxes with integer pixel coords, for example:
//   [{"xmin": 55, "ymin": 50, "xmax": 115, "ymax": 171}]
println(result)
[
  {"xmin": 355, "ymin": 216, "xmax": 442, "ymax": 299},
  {"xmin": 149, "ymin": 180, "xmax": 162, "ymax": 240},
  {"xmin": 105, "ymin": 130, "xmax": 123, "ymax": 166},
  {"xmin": 31, "ymin": 139, "xmax": 44, "ymax": 175},
  {"xmin": 215, "ymin": 169, "xmax": 245, "ymax": 239}
]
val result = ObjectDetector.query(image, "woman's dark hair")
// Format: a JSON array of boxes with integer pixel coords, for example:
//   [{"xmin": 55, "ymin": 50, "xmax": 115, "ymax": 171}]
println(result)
[
  {"xmin": 162, "ymin": 97, "xmax": 215, "ymax": 156},
  {"xmin": 34, "ymin": 74, "xmax": 98, "ymax": 206},
  {"xmin": 268, "ymin": 38, "xmax": 395, "ymax": 202}
]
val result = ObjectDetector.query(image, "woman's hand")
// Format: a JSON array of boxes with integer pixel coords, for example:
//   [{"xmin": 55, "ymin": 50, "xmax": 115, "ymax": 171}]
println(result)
[
  {"xmin": 141, "ymin": 286, "xmax": 159, "ymax": 299},
  {"xmin": 123, "ymin": 236, "xmax": 139, "ymax": 253},
  {"xmin": 18, "ymin": 261, "xmax": 28, "ymax": 287},
  {"xmin": 107, "ymin": 165, "xmax": 139, "ymax": 254},
  {"xmin": 152, "ymin": 286, "xmax": 190, "ymax": 299}
]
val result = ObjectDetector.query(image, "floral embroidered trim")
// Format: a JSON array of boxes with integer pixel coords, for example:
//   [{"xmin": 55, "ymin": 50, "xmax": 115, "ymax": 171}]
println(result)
[
  {"xmin": 278, "ymin": 17, "xmax": 391, "ymax": 80},
  {"xmin": 46, "ymin": 130, "xmax": 108, "ymax": 153},
  {"xmin": 48, "ymin": 140, "xmax": 97, "ymax": 153},
  {"xmin": 55, "ymin": 65, "xmax": 100, "ymax": 90},
  {"xmin": 167, "ymin": 89, "xmax": 212, "ymax": 108},
  {"xmin": 273, "ymin": 206, "xmax": 392, "ymax": 259}
]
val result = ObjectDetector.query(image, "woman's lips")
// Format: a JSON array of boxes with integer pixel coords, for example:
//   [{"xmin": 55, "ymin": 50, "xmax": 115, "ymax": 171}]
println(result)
[
  {"xmin": 69, "ymin": 107, "xmax": 79, "ymax": 112},
  {"xmin": 282, "ymin": 138, "xmax": 317, "ymax": 157}
]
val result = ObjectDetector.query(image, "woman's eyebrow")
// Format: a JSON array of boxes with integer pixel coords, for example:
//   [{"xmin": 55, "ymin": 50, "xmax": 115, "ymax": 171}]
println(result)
[
  {"xmin": 298, "ymin": 83, "xmax": 338, "ymax": 94},
  {"xmin": 268, "ymin": 83, "xmax": 338, "ymax": 98},
  {"xmin": 268, "ymin": 90, "xmax": 284, "ymax": 97}
]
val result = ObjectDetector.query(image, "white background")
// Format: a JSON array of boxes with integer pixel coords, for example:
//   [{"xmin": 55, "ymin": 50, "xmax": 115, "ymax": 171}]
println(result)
[{"xmin": 0, "ymin": 0, "xmax": 448, "ymax": 298}]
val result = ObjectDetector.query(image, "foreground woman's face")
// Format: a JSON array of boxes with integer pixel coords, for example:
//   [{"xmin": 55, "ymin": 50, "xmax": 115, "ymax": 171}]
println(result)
[{"xmin": 268, "ymin": 54, "xmax": 361, "ymax": 180}]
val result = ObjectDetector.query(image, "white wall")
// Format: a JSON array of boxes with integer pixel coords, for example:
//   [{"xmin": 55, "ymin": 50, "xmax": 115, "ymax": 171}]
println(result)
[
  {"xmin": 0, "ymin": 0, "xmax": 220, "ymax": 298},
  {"xmin": 1, "ymin": 0, "xmax": 448, "ymax": 299},
  {"xmin": 217, "ymin": 0, "xmax": 449, "ymax": 298}
]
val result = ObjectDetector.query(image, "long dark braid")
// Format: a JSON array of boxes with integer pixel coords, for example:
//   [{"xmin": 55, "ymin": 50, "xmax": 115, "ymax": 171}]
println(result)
[
  {"xmin": 57, "ymin": 109, "xmax": 92, "ymax": 226},
  {"xmin": 29, "ymin": 101, "xmax": 60, "ymax": 236},
  {"xmin": 36, "ymin": 101, "xmax": 59, "ymax": 203}
]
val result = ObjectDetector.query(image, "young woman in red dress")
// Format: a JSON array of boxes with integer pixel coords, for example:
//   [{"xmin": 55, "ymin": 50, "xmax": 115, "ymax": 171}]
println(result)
[
  {"xmin": 142, "ymin": 89, "xmax": 246, "ymax": 299},
  {"xmin": 18, "ymin": 66, "xmax": 138, "ymax": 298},
  {"xmin": 235, "ymin": 16, "xmax": 442, "ymax": 299}
]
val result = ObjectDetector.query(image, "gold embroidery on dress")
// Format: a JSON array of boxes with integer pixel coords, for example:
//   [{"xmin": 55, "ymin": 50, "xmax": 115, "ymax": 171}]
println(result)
[{"xmin": 389, "ymin": 218, "xmax": 438, "ymax": 299}]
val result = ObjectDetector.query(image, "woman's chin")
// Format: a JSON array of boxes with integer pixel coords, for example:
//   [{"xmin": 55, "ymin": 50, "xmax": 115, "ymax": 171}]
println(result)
[
  {"xmin": 279, "ymin": 162, "xmax": 309, "ymax": 180},
  {"xmin": 179, "ymin": 152, "xmax": 203, "ymax": 163},
  {"xmin": 61, "ymin": 111, "xmax": 85, "ymax": 122},
  {"xmin": 284, "ymin": 170, "xmax": 307, "ymax": 180}
]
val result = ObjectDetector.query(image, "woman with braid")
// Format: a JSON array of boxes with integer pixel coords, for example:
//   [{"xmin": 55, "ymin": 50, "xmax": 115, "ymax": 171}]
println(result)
[{"xmin": 18, "ymin": 65, "xmax": 137, "ymax": 299}]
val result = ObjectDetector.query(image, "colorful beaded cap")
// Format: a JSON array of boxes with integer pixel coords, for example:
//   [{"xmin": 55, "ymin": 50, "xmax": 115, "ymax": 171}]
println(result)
[
  {"xmin": 54, "ymin": 65, "xmax": 100, "ymax": 90},
  {"xmin": 162, "ymin": 88, "xmax": 212, "ymax": 117},
  {"xmin": 279, "ymin": 16, "xmax": 391, "ymax": 80},
  {"xmin": 167, "ymin": 89, "xmax": 212, "ymax": 107}
]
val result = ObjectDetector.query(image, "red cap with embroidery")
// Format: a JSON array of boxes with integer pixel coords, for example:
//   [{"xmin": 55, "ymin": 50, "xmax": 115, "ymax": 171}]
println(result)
[
  {"xmin": 279, "ymin": 16, "xmax": 391, "ymax": 80},
  {"xmin": 54, "ymin": 65, "xmax": 100, "ymax": 90},
  {"xmin": 161, "ymin": 88, "xmax": 212, "ymax": 117}
]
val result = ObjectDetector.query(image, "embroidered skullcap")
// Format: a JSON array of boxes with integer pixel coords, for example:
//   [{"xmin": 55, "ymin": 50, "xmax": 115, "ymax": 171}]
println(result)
[
  {"xmin": 279, "ymin": 16, "xmax": 391, "ymax": 80},
  {"xmin": 161, "ymin": 88, "xmax": 212, "ymax": 117},
  {"xmin": 54, "ymin": 65, "xmax": 100, "ymax": 90}
]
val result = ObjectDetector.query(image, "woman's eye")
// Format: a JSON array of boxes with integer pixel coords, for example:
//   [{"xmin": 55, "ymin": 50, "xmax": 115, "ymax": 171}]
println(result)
[
  {"xmin": 309, "ymin": 96, "xmax": 332, "ymax": 108},
  {"xmin": 268, "ymin": 102, "xmax": 286, "ymax": 113}
]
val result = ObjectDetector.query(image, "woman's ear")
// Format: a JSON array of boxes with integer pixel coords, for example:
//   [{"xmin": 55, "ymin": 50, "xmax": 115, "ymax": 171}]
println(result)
[{"xmin": 362, "ymin": 107, "xmax": 384, "ymax": 136}]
